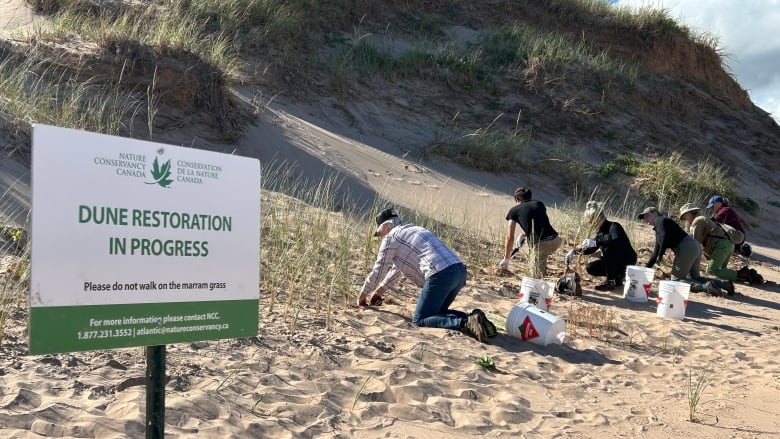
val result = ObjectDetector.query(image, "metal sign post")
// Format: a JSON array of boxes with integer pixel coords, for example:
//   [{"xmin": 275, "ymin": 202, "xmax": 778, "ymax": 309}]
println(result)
[{"xmin": 146, "ymin": 345, "xmax": 166, "ymax": 439}]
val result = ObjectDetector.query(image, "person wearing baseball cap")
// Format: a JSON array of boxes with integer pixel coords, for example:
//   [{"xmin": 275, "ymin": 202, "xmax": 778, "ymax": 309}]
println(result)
[
  {"xmin": 707, "ymin": 195, "xmax": 746, "ymax": 237},
  {"xmin": 358, "ymin": 207, "xmax": 496, "ymax": 343},
  {"xmin": 637, "ymin": 205, "xmax": 723, "ymax": 296},
  {"xmin": 707, "ymin": 195, "xmax": 745, "ymax": 232},
  {"xmin": 372, "ymin": 208, "xmax": 401, "ymax": 236}
]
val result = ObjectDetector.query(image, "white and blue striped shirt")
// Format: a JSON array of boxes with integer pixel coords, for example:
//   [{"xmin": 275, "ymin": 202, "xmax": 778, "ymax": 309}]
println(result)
[{"xmin": 360, "ymin": 224, "xmax": 463, "ymax": 294}]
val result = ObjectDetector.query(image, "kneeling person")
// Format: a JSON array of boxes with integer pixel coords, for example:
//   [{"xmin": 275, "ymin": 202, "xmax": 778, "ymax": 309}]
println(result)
[
  {"xmin": 357, "ymin": 208, "xmax": 496, "ymax": 342},
  {"xmin": 580, "ymin": 201, "xmax": 637, "ymax": 291}
]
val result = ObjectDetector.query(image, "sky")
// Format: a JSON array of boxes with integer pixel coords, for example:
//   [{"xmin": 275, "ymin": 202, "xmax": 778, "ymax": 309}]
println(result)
[{"xmin": 613, "ymin": 0, "xmax": 780, "ymax": 122}]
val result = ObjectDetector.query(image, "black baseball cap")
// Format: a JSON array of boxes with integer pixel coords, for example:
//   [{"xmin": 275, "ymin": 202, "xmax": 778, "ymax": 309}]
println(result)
[{"xmin": 374, "ymin": 208, "xmax": 400, "ymax": 236}]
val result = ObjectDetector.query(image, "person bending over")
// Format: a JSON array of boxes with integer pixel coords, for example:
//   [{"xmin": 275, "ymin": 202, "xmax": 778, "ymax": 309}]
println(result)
[
  {"xmin": 500, "ymin": 187, "xmax": 562, "ymax": 279},
  {"xmin": 638, "ymin": 206, "xmax": 731, "ymax": 296},
  {"xmin": 358, "ymin": 208, "xmax": 496, "ymax": 342},
  {"xmin": 708, "ymin": 194, "xmax": 751, "ymax": 258},
  {"xmin": 678, "ymin": 203, "xmax": 736, "ymax": 295}
]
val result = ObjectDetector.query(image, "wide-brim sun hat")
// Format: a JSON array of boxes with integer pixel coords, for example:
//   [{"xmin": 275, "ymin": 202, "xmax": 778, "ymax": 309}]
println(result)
[{"xmin": 679, "ymin": 203, "xmax": 700, "ymax": 219}]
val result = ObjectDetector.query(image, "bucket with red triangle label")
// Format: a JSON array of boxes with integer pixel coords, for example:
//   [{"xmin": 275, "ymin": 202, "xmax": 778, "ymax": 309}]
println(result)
[{"xmin": 506, "ymin": 302, "xmax": 566, "ymax": 346}]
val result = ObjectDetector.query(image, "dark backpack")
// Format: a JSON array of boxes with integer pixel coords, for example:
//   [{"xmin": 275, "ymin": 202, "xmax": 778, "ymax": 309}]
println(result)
[
  {"xmin": 747, "ymin": 268, "xmax": 764, "ymax": 285},
  {"xmin": 737, "ymin": 266, "xmax": 763, "ymax": 285},
  {"xmin": 556, "ymin": 272, "xmax": 582, "ymax": 297}
]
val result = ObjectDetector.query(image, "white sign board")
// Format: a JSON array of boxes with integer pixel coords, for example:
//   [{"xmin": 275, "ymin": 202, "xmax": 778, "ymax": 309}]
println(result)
[{"xmin": 30, "ymin": 125, "xmax": 260, "ymax": 354}]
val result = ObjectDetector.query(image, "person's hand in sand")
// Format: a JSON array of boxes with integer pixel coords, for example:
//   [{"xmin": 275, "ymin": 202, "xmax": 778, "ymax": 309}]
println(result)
[{"xmin": 357, "ymin": 286, "xmax": 386, "ymax": 307}]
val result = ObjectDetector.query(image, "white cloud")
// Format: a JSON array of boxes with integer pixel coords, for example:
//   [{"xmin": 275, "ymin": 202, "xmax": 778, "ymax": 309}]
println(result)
[{"xmin": 615, "ymin": 0, "xmax": 780, "ymax": 122}]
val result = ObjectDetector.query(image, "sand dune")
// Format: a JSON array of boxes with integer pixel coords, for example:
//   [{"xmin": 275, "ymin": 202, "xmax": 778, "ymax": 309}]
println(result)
[{"xmin": 2, "ymin": 1, "xmax": 780, "ymax": 437}]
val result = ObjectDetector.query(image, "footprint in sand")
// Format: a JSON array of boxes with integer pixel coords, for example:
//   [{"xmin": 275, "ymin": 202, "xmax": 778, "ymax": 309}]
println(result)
[
  {"xmin": 404, "ymin": 163, "xmax": 425, "ymax": 173},
  {"xmin": 2, "ymin": 388, "xmax": 41, "ymax": 410}
]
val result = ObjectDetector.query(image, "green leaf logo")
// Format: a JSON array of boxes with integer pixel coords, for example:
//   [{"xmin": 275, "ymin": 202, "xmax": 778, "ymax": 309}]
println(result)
[{"xmin": 148, "ymin": 156, "xmax": 173, "ymax": 188}]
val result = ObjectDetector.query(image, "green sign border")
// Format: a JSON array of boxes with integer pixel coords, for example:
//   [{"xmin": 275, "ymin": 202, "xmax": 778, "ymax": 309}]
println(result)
[{"xmin": 29, "ymin": 299, "xmax": 258, "ymax": 354}]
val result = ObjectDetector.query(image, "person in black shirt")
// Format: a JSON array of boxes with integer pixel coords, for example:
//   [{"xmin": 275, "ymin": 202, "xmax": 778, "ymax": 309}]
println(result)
[
  {"xmin": 637, "ymin": 206, "xmax": 729, "ymax": 296},
  {"xmin": 580, "ymin": 201, "xmax": 637, "ymax": 291},
  {"xmin": 500, "ymin": 187, "xmax": 562, "ymax": 278}
]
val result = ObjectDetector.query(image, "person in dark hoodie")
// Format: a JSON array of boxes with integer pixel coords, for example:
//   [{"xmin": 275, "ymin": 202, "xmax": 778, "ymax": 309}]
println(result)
[
  {"xmin": 579, "ymin": 201, "xmax": 637, "ymax": 291},
  {"xmin": 637, "ymin": 206, "xmax": 730, "ymax": 296}
]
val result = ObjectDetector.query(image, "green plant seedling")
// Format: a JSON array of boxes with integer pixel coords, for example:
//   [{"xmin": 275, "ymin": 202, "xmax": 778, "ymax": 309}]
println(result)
[
  {"xmin": 688, "ymin": 364, "xmax": 712, "ymax": 422},
  {"xmin": 352, "ymin": 376, "xmax": 373, "ymax": 410},
  {"xmin": 474, "ymin": 355, "xmax": 495, "ymax": 370}
]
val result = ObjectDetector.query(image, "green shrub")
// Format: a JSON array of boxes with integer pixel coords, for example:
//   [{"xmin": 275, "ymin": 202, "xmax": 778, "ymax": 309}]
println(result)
[
  {"xmin": 632, "ymin": 152, "xmax": 735, "ymax": 214},
  {"xmin": 596, "ymin": 162, "xmax": 615, "ymax": 180},
  {"xmin": 738, "ymin": 197, "xmax": 760, "ymax": 215}
]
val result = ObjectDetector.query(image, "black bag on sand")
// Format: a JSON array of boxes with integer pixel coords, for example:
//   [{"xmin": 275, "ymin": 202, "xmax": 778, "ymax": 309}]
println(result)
[
  {"xmin": 747, "ymin": 268, "xmax": 764, "ymax": 285},
  {"xmin": 556, "ymin": 272, "xmax": 583, "ymax": 297},
  {"xmin": 737, "ymin": 266, "xmax": 764, "ymax": 285}
]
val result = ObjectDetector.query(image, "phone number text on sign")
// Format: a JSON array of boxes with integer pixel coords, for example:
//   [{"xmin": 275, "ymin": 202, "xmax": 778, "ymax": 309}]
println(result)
[{"xmin": 78, "ymin": 328, "xmax": 135, "ymax": 340}]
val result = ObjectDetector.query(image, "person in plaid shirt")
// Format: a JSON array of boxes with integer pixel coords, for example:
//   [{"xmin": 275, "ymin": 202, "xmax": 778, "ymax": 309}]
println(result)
[{"xmin": 357, "ymin": 208, "xmax": 496, "ymax": 343}]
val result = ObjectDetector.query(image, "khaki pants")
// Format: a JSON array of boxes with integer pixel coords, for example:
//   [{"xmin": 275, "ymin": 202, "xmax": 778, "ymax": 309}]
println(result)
[{"xmin": 528, "ymin": 236, "xmax": 562, "ymax": 278}]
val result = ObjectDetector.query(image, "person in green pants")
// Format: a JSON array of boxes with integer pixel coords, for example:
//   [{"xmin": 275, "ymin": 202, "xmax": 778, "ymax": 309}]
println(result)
[{"xmin": 679, "ymin": 203, "xmax": 737, "ymax": 293}]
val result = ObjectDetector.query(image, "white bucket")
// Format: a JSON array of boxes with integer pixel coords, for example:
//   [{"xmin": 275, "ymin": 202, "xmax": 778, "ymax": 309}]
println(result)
[
  {"xmin": 505, "ymin": 302, "xmax": 566, "ymax": 346},
  {"xmin": 656, "ymin": 280, "xmax": 691, "ymax": 320},
  {"xmin": 518, "ymin": 277, "xmax": 555, "ymax": 312},
  {"xmin": 623, "ymin": 265, "xmax": 655, "ymax": 303}
]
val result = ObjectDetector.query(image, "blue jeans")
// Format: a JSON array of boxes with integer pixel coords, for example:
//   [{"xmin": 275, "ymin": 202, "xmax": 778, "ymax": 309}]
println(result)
[{"xmin": 412, "ymin": 263, "xmax": 468, "ymax": 330}]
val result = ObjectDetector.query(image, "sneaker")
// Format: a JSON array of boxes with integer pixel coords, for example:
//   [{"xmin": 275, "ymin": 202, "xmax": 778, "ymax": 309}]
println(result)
[
  {"xmin": 463, "ymin": 313, "xmax": 488, "ymax": 343},
  {"xmin": 594, "ymin": 280, "xmax": 616, "ymax": 291},
  {"xmin": 471, "ymin": 309, "xmax": 497, "ymax": 338},
  {"xmin": 705, "ymin": 281, "xmax": 723, "ymax": 297},
  {"xmin": 724, "ymin": 280, "xmax": 735, "ymax": 296}
]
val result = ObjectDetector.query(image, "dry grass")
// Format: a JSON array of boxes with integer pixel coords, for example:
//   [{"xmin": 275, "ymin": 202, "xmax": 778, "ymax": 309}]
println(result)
[{"xmin": 564, "ymin": 301, "xmax": 616, "ymax": 340}]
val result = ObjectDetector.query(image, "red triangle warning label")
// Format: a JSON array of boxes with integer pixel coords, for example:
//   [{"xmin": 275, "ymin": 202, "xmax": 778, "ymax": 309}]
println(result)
[{"xmin": 519, "ymin": 316, "xmax": 540, "ymax": 341}]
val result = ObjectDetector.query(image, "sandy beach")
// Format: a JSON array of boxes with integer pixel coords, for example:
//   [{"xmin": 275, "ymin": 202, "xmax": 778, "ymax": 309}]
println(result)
[
  {"xmin": 2, "ymin": 1, "xmax": 780, "ymax": 437},
  {"xmin": 1, "ymin": 237, "xmax": 778, "ymax": 437}
]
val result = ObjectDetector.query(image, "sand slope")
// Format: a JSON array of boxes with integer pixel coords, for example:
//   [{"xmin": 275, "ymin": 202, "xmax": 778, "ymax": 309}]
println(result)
[{"xmin": 1, "ymin": 1, "xmax": 780, "ymax": 437}]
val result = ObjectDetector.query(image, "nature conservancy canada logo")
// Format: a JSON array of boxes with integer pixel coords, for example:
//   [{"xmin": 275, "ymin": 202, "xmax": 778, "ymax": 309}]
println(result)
[
  {"xmin": 148, "ymin": 149, "xmax": 173, "ymax": 188},
  {"xmin": 92, "ymin": 147, "xmax": 224, "ymax": 187}
]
